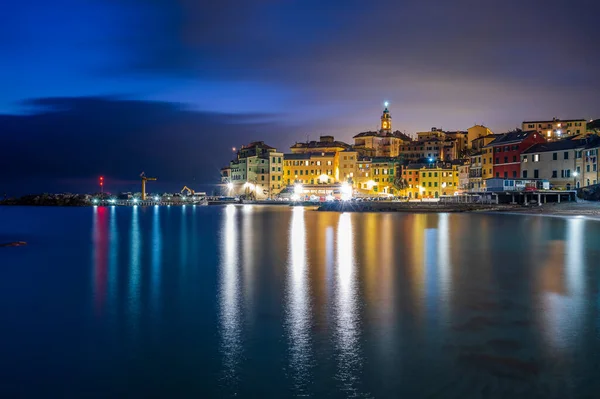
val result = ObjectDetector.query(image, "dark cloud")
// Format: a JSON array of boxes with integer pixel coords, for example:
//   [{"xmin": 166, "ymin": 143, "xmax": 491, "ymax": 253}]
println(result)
[{"xmin": 0, "ymin": 97, "xmax": 293, "ymax": 195}]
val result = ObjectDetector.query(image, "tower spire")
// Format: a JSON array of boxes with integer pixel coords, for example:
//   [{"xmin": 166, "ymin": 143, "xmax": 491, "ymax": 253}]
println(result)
[{"xmin": 380, "ymin": 102, "xmax": 392, "ymax": 134}]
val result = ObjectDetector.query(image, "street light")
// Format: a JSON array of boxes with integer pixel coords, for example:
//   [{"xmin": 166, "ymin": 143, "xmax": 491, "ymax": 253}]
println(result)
[
  {"xmin": 227, "ymin": 182, "xmax": 234, "ymax": 191},
  {"xmin": 341, "ymin": 182, "xmax": 352, "ymax": 201}
]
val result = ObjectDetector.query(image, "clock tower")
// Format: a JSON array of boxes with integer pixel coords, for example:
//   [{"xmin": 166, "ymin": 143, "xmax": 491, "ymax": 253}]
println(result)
[{"xmin": 380, "ymin": 102, "xmax": 392, "ymax": 134}]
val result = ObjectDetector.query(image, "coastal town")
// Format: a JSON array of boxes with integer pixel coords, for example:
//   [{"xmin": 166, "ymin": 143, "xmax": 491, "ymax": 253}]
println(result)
[{"xmin": 220, "ymin": 104, "xmax": 600, "ymax": 203}]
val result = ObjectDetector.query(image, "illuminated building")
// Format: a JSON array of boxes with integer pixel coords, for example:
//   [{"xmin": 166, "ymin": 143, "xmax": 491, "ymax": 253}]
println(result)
[
  {"xmin": 485, "ymin": 131, "xmax": 546, "ymax": 180},
  {"xmin": 418, "ymin": 163, "xmax": 460, "ymax": 198},
  {"xmin": 283, "ymin": 152, "xmax": 338, "ymax": 186},
  {"xmin": 401, "ymin": 164, "xmax": 424, "ymax": 199},
  {"xmin": 468, "ymin": 134, "xmax": 499, "ymax": 191},
  {"xmin": 284, "ymin": 136, "xmax": 357, "ymax": 188},
  {"xmin": 522, "ymin": 118, "xmax": 588, "ymax": 141},
  {"xmin": 290, "ymin": 135, "xmax": 351, "ymax": 154},
  {"xmin": 355, "ymin": 157, "xmax": 401, "ymax": 196},
  {"xmin": 353, "ymin": 105, "xmax": 412, "ymax": 158},
  {"xmin": 225, "ymin": 141, "xmax": 283, "ymax": 199},
  {"xmin": 520, "ymin": 135, "xmax": 600, "ymax": 189},
  {"xmin": 467, "ymin": 125, "xmax": 494, "ymax": 149}
]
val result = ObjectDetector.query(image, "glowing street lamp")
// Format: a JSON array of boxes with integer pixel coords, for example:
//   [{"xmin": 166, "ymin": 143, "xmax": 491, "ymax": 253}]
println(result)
[
  {"xmin": 227, "ymin": 182, "xmax": 234, "ymax": 191},
  {"xmin": 341, "ymin": 182, "xmax": 352, "ymax": 201}
]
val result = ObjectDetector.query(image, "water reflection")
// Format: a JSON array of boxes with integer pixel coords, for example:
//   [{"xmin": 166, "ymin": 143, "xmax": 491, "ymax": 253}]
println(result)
[
  {"xmin": 335, "ymin": 213, "xmax": 363, "ymax": 395},
  {"xmin": 92, "ymin": 207, "xmax": 108, "ymax": 315},
  {"xmin": 285, "ymin": 207, "xmax": 312, "ymax": 394},
  {"xmin": 541, "ymin": 218, "xmax": 586, "ymax": 351},
  {"xmin": 128, "ymin": 206, "xmax": 141, "ymax": 338},
  {"xmin": 151, "ymin": 206, "xmax": 162, "ymax": 320},
  {"xmin": 219, "ymin": 205, "xmax": 242, "ymax": 389},
  {"xmin": 108, "ymin": 206, "xmax": 118, "ymax": 322}
]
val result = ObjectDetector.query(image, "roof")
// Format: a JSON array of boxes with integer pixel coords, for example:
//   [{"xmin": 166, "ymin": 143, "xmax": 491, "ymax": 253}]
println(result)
[
  {"xmin": 353, "ymin": 130, "xmax": 412, "ymax": 140},
  {"xmin": 242, "ymin": 141, "xmax": 275, "ymax": 150},
  {"xmin": 284, "ymin": 152, "xmax": 336, "ymax": 160},
  {"xmin": 484, "ymin": 130, "xmax": 539, "ymax": 147},
  {"xmin": 290, "ymin": 139, "xmax": 350, "ymax": 150},
  {"xmin": 523, "ymin": 118, "xmax": 586, "ymax": 124},
  {"xmin": 523, "ymin": 135, "xmax": 600, "ymax": 154}
]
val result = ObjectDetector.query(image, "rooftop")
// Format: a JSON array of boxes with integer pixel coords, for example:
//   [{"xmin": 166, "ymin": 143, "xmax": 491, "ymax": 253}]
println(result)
[
  {"xmin": 523, "ymin": 135, "xmax": 600, "ymax": 154},
  {"xmin": 523, "ymin": 118, "xmax": 587, "ymax": 124},
  {"xmin": 484, "ymin": 130, "xmax": 539, "ymax": 147},
  {"xmin": 284, "ymin": 152, "xmax": 336, "ymax": 160}
]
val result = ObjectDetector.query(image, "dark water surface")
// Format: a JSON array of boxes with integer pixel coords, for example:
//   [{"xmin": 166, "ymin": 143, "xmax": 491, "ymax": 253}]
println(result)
[{"xmin": 1, "ymin": 205, "xmax": 600, "ymax": 398}]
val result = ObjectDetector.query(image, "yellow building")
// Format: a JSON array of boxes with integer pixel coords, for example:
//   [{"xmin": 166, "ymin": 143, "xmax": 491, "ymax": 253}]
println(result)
[
  {"xmin": 283, "ymin": 152, "xmax": 337, "ymax": 186},
  {"xmin": 467, "ymin": 125, "xmax": 494, "ymax": 148},
  {"xmin": 522, "ymin": 118, "xmax": 587, "ymax": 141},
  {"xmin": 339, "ymin": 150, "xmax": 358, "ymax": 184},
  {"xmin": 355, "ymin": 157, "xmax": 401, "ymax": 196},
  {"xmin": 401, "ymin": 164, "xmax": 423, "ymax": 199},
  {"xmin": 418, "ymin": 164, "xmax": 460, "ymax": 199}
]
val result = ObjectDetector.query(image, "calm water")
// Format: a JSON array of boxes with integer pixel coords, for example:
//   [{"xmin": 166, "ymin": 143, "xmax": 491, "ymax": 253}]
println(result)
[{"xmin": 1, "ymin": 205, "xmax": 600, "ymax": 398}]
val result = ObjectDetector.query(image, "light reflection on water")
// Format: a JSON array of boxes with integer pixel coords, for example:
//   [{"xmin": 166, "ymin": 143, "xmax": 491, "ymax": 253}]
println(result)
[
  {"xmin": 52, "ymin": 207, "xmax": 600, "ymax": 397},
  {"xmin": 286, "ymin": 207, "xmax": 312, "ymax": 394},
  {"xmin": 334, "ymin": 213, "xmax": 365, "ymax": 396},
  {"xmin": 219, "ymin": 204, "xmax": 242, "ymax": 389}
]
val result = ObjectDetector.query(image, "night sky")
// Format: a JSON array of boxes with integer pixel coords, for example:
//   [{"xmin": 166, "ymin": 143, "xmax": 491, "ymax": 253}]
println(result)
[{"xmin": 2, "ymin": 0, "xmax": 599, "ymax": 195}]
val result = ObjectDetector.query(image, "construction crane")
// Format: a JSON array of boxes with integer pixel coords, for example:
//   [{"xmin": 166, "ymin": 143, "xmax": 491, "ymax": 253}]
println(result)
[
  {"xmin": 181, "ymin": 186, "xmax": 195, "ymax": 196},
  {"xmin": 140, "ymin": 172, "xmax": 157, "ymax": 200}
]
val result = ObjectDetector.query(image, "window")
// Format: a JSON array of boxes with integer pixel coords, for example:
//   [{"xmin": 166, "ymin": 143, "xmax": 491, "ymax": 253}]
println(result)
[
  {"xmin": 495, "ymin": 158, "xmax": 499, "ymax": 164},
  {"xmin": 271, "ymin": 176, "xmax": 275, "ymax": 181},
  {"xmin": 327, "ymin": 161, "xmax": 332, "ymax": 166},
  {"xmin": 512, "ymin": 171, "xmax": 517, "ymax": 178},
  {"xmin": 496, "ymin": 172, "xmax": 500, "ymax": 177},
  {"xmin": 553, "ymin": 153, "xmax": 557, "ymax": 160},
  {"xmin": 523, "ymin": 171, "xmax": 528, "ymax": 178},
  {"xmin": 504, "ymin": 172, "xmax": 508, "ymax": 178},
  {"xmin": 504, "ymin": 157, "xmax": 508, "ymax": 163},
  {"xmin": 552, "ymin": 171, "xmax": 557, "ymax": 178},
  {"xmin": 564, "ymin": 152, "xmax": 569, "ymax": 160},
  {"xmin": 577, "ymin": 166, "xmax": 581, "ymax": 173},
  {"xmin": 534, "ymin": 170, "xmax": 539, "ymax": 178},
  {"xmin": 522, "ymin": 155, "xmax": 528, "ymax": 163},
  {"xmin": 513, "ymin": 156, "xmax": 517, "ymax": 162}
]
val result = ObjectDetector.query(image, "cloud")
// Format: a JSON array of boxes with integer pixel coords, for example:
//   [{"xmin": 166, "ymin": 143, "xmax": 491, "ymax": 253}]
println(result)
[{"xmin": 0, "ymin": 96, "xmax": 296, "ymax": 195}]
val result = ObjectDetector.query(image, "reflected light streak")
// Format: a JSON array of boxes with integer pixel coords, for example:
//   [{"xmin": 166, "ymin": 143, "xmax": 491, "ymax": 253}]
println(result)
[
  {"xmin": 437, "ymin": 213, "xmax": 451, "ymax": 320},
  {"xmin": 92, "ymin": 207, "xmax": 108, "ymax": 315},
  {"xmin": 335, "ymin": 213, "xmax": 362, "ymax": 395},
  {"xmin": 151, "ymin": 206, "xmax": 162, "ymax": 320},
  {"xmin": 543, "ymin": 218, "xmax": 586, "ymax": 351},
  {"xmin": 108, "ymin": 206, "xmax": 118, "ymax": 322},
  {"xmin": 286, "ymin": 206, "xmax": 312, "ymax": 393},
  {"xmin": 128, "ymin": 205, "xmax": 141, "ymax": 338},
  {"xmin": 219, "ymin": 205, "xmax": 242, "ymax": 388}
]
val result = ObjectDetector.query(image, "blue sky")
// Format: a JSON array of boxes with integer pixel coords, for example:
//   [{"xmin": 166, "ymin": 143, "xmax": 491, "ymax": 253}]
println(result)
[{"xmin": 1, "ymin": 0, "xmax": 599, "ymax": 194}]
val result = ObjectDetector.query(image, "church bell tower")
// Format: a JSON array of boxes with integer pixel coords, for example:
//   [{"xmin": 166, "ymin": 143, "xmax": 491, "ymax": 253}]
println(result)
[{"xmin": 381, "ymin": 102, "xmax": 392, "ymax": 134}]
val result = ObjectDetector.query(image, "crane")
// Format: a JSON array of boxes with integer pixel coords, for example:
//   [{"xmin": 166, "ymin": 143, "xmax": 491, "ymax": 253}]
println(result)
[
  {"xmin": 140, "ymin": 172, "xmax": 157, "ymax": 200},
  {"xmin": 181, "ymin": 186, "xmax": 195, "ymax": 196}
]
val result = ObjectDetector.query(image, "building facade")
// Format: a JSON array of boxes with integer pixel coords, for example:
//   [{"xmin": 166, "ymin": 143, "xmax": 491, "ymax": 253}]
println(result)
[
  {"xmin": 486, "ymin": 131, "xmax": 546, "ymax": 179},
  {"xmin": 521, "ymin": 136, "xmax": 600, "ymax": 189},
  {"xmin": 353, "ymin": 106, "xmax": 412, "ymax": 158},
  {"xmin": 522, "ymin": 118, "xmax": 588, "ymax": 141},
  {"xmin": 226, "ymin": 141, "xmax": 283, "ymax": 199},
  {"xmin": 355, "ymin": 157, "xmax": 401, "ymax": 196},
  {"xmin": 418, "ymin": 163, "xmax": 460, "ymax": 198}
]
